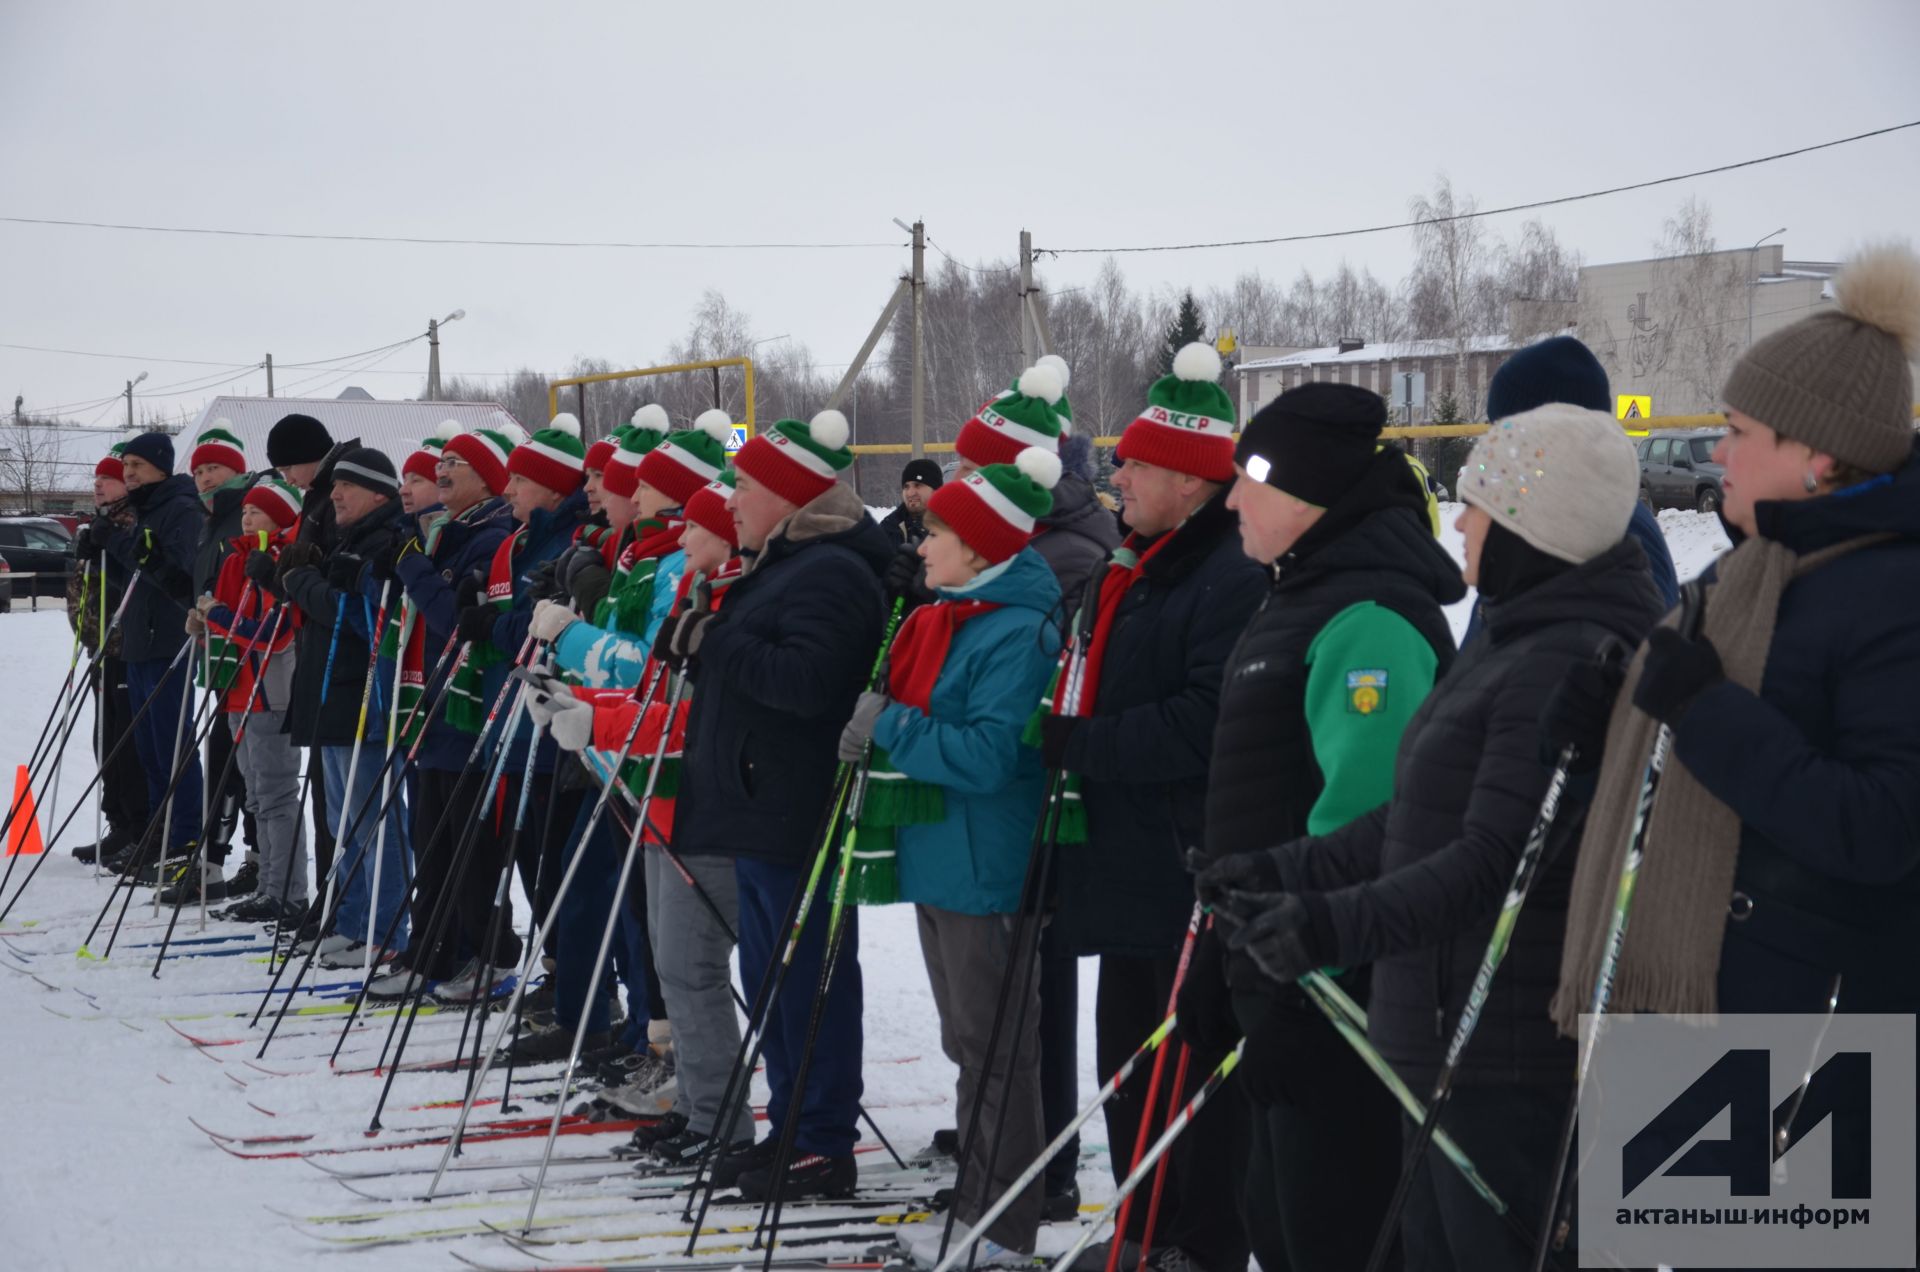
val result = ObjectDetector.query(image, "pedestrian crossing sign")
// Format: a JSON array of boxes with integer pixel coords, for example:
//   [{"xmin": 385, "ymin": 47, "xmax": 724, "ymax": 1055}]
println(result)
[
  {"xmin": 727, "ymin": 425, "xmax": 748, "ymax": 453},
  {"xmin": 1616, "ymin": 395, "xmax": 1651, "ymax": 421}
]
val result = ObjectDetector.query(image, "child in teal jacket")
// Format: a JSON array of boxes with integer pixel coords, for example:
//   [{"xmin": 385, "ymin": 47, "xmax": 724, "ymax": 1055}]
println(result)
[{"xmin": 839, "ymin": 447, "xmax": 1063, "ymax": 1265}]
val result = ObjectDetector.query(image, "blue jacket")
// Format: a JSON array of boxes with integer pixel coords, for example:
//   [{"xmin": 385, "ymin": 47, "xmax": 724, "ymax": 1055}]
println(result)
[
  {"xmin": 487, "ymin": 488, "xmax": 589, "ymax": 774},
  {"xmin": 280, "ymin": 494, "xmax": 404, "ymax": 745},
  {"xmin": 105, "ymin": 474, "xmax": 202, "ymax": 664},
  {"xmin": 675, "ymin": 483, "xmax": 890, "ymax": 866},
  {"xmin": 392, "ymin": 495, "xmax": 515, "ymax": 771},
  {"xmin": 875, "ymin": 549, "xmax": 1062, "ymax": 915},
  {"xmin": 554, "ymin": 546, "xmax": 687, "ymax": 688},
  {"xmin": 1676, "ymin": 442, "xmax": 1920, "ymax": 1017}
]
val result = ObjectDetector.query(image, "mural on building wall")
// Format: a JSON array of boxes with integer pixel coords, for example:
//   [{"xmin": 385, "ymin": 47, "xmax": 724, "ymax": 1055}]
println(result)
[{"xmin": 1626, "ymin": 291, "xmax": 1668, "ymax": 381}]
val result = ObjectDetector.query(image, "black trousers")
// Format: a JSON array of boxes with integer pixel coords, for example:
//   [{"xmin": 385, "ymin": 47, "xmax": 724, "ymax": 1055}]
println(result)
[
  {"xmin": 1038, "ymin": 931, "xmax": 1080, "ymax": 1195},
  {"xmin": 489, "ymin": 769, "xmax": 580, "ymax": 962},
  {"xmin": 98, "ymin": 657, "xmax": 148, "ymax": 836},
  {"xmin": 1401, "ymin": 1083, "xmax": 1564, "ymax": 1272},
  {"xmin": 408, "ymin": 766, "xmax": 522, "ymax": 979},
  {"xmin": 1095, "ymin": 953, "xmax": 1251, "ymax": 1272},
  {"xmin": 308, "ymin": 751, "xmax": 335, "ymax": 884},
  {"xmin": 203, "ymin": 714, "xmax": 250, "ymax": 865}
]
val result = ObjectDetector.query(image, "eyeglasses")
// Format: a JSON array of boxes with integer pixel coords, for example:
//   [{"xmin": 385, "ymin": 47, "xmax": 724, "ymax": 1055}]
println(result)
[{"xmin": 437, "ymin": 455, "xmax": 471, "ymax": 470}]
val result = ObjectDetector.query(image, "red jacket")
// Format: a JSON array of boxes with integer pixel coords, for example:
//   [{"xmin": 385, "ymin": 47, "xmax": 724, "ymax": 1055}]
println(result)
[{"xmin": 206, "ymin": 530, "xmax": 299, "ymax": 713}]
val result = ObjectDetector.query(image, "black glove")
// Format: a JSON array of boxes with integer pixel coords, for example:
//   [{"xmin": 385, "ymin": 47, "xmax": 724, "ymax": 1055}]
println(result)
[
  {"xmin": 1039, "ymin": 714, "xmax": 1080, "ymax": 772},
  {"xmin": 525, "ymin": 556, "xmax": 566, "ymax": 604},
  {"xmin": 1632, "ymin": 626, "xmax": 1724, "ymax": 725},
  {"xmin": 882, "ymin": 544, "xmax": 935, "ymax": 607},
  {"xmin": 1191, "ymin": 848, "xmax": 1286, "ymax": 912},
  {"xmin": 367, "ymin": 538, "xmax": 414, "ymax": 585},
  {"xmin": 1539, "ymin": 641, "xmax": 1629, "ymax": 773},
  {"xmin": 1217, "ymin": 891, "xmax": 1319, "ymax": 988},
  {"xmin": 651, "ymin": 580, "xmax": 717, "ymax": 669},
  {"xmin": 563, "ymin": 543, "xmax": 614, "ymax": 615},
  {"xmin": 1173, "ymin": 926, "xmax": 1240, "ymax": 1056},
  {"xmin": 244, "ymin": 548, "xmax": 278, "ymax": 591},
  {"xmin": 326, "ymin": 552, "xmax": 365, "ymax": 591},
  {"xmin": 73, "ymin": 523, "xmax": 104, "ymax": 563},
  {"xmin": 457, "ymin": 604, "xmax": 500, "ymax": 645},
  {"xmin": 274, "ymin": 539, "xmax": 323, "ymax": 590}
]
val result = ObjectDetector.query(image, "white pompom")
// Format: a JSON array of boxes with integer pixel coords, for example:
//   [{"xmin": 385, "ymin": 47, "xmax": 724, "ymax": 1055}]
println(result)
[
  {"xmin": 1034, "ymin": 354, "xmax": 1071, "ymax": 390},
  {"xmin": 693, "ymin": 408, "xmax": 734, "ymax": 442},
  {"xmin": 499, "ymin": 422, "xmax": 529, "ymax": 446},
  {"xmin": 433, "ymin": 419, "xmax": 463, "ymax": 441},
  {"xmin": 547, "ymin": 412, "xmax": 582, "ymax": 438},
  {"xmin": 1017, "ymin": 364, "xmax": 1064, "ymax": 405},
  {"xmin": 1014, "ymin": 446, "xmax": 1063, "ymax": 490},
  {"xmin": 208, "ymin": 416, "xmax": 236, "ymax": 434},
  {"xmin": 1172, "ymin": 342, "xmax": 1222, "ymax": 382},
  {"xmin": 630, "ymin": 403, "xmax": 671, "ymax": 434},
  {"xmin": 808, "ymin": 409, "xmax": 850, "ymax": 451}
]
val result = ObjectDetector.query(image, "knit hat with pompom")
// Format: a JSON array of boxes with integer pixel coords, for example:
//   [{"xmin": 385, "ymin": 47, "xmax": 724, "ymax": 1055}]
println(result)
[
  {"xmin": 927, "ymin": 446, "xmax": 1062, "ymax": 565},
  {"xmin": 507, "ymin": 412, "xmax": 587, "ymax": 495},
  {"xmin": 734, "ymin": 409, "xmax": 854, "ymax": 507},
  {"xmin": 956, "ymin": 364, "xmax": 1064, "ymax": 469},
  {"xmin": 637, "ymin": 409, "xmax": 734, "ymax": 506},
  {"xmin": 602, "ymin": 404, "xmax": 672, "ymax": 499},
  {"xmin": 683, "ymin": 467, "xmax": 739, "ymax": 548},
  {"xmin": 405, "ymin": 419, "xmax": 463, "ymax": 486},
  {"xmin": 1116, "ymin": 342, "xmax": 1237, "ymax": 482}
]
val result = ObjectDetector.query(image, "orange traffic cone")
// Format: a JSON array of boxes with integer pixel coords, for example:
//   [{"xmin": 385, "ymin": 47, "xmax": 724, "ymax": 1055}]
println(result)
[{"xmin": 6, "ymin": 765, "xmax": 44, "ymax": 857}]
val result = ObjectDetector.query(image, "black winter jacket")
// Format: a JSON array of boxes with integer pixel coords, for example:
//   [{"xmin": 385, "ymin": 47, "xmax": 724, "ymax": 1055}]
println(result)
[
  {"xmin": 393, "ymin": 496, "xmax": 516, "ymax": 772},
  {"xmin": 675, "ymin": 483, "xmax": 891, "ymax": 867},
  {"xmin": 1206, "ymin": 451, "xmax": 1463, "ymax": 861},
  {"xmin": 878, "ymin": 504, "xmax": 928, "ymax": 548},
  {"xmin": 193, "ymin": 476, "xmax": 256, "ymax": 598},
  {"xmin": 1031, "ymin": 472, "xmax": 1121, "ymax": 619},
  {"xmin": 1052, "ymin": 488, "xmax": 1268, "ymax": 958},
  {"xmin": 280, "ymin": 496, "xmax": 404, "ymax": 747},
  {"xmin": 1276, "ymin": 538, "xmax": 1664, "ymax": 1087},
  {"xmin": 104, "ymin": 474, "xmax": 202, "ymax": 664},
  {"xmin": 1678, "ymin": 443, "xmax": 1920, "ymax": 1017}
]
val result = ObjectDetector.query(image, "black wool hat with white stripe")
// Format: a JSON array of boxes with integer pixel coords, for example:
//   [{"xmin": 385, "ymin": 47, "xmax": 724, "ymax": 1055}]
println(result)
[{"xmin": 332, "ymin": 446, "xmax": 400, "ymax": 496}]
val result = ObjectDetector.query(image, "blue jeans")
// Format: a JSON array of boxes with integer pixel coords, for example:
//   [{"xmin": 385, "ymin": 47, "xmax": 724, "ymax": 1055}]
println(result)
[
  {"xmin": 321, "ymin": 742, "xmax": 411, "ymax": 950},
  {"xmin": 735, "ymin": 855, "xmax": 863, "ymax": 1157},
  {"xmin": 125, "ymin": 654, "xmax": 203, "ymax": 850}
]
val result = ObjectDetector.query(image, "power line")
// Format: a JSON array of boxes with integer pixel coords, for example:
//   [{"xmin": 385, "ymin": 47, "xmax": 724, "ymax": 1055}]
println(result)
[
  {"xmin": 925, "ymin": 236, "xmax": 1018, "ymax": 276},
  {"xmin": 0, "ymin": 214, "xmax": 903, "ymax": 252},
  {"xmin": 1041, "ymin": 120, "xmax": 1920, "ymax": 256},
  {"xmin": 0, "ymin": 341, "xmax": 255, "ymax": 367}
]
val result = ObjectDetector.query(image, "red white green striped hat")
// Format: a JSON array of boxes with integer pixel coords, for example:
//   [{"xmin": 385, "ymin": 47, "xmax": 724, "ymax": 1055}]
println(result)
[
  {"xmin": 683, "ymin": 467, "xmax": 739, "ymax": 547},
  {"xmin": 733, "ymin": 410, "xmax": 853, "ymax": 507},
  {"xmin": 1115, "ymin": 343, "xmax": 1237, "ymax": 482},
  {"xmin": 956, "ymin": 365, "xmax": 1064, "ymax": 469},
  {"xmin": 637, "ymin": 409, "xmax": 733, "ymax": 506},
  {"xmin": 602, "ymin": 405, "xmax": 670, "ymax": 499},
  {"xmin": 189, "ymin": 421, "xmax": 247, "ymax": 474},
  {"xmin": 441, "ymin": 424, "xmax": 521, "ymax": 495},
  {"xmin": 405, "ymin": 420, "xmax": 463, "ymax": 485},
  {"xmin": 242, "ymin": 475, "xmax": 303, "ymax": 528},
  {"xmin": 927, "ymin": 447, "xmax": 1062, "ymax": 565},
  {"xmin": 507, "ymin": 413, "xmax": 587, "ymax": 495}
]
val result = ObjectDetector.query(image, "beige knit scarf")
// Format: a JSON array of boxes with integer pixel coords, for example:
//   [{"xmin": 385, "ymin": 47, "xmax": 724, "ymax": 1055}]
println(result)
[{"xmin": 1550, "ymin": 532, "xmax": 1891, "ymax": 1035}]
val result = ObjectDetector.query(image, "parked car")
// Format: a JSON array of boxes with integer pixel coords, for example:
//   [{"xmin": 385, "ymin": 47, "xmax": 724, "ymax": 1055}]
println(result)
[
  {"xmin": 1636, "ymin": 429, "xmax": 1727, "ymax": 513},
  {"xmin": 0, "ymin": 555, "xmax": 11, "ymax": 613},
  {"xmin": 0, "ymin": 517, "xmax": 76, "ymax": 597}
]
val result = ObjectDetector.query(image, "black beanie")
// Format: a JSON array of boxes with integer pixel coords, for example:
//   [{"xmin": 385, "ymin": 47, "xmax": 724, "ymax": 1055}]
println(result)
[
  {"xmin": 266, "ymin": 413, "xmax": 333, "ymax": 466},
  {"xmin": 1485, "ymin": 335, "xmax": 1611, "ymax": 421},
  {"xmin": 121, "ymin": 431, "xmax": 175, "ymax": 475},
  {"xmin": 900, "ymin": 458, "xmax": 944, "ymax": 490},
  {"xmin": 1235, "ymin": 383, "xmax": 1386, "ymax": 508},
  {"xmin": 331, "ymin": 446, "xmax": 398, "ymax": 496}
]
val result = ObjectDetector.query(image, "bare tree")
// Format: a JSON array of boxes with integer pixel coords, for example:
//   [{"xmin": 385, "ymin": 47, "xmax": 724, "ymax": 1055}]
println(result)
[
  {"xmin": 1646, "ymin": 198, "xmax": 1747, "ymax": 410},
  {"xmin": 1408, "ymin": 175, "xmax": 1500, "ymax": 415},
  {"xmin": 0, "ymin": 407, "xmax": 64, "ymax": 514}
]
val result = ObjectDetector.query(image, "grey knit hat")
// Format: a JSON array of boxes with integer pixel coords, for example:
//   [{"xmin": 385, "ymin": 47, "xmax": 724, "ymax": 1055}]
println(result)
[
  {"xmin": 1721, "ymin": 242, "xmax": 1920, "ymax": 474},
  {"xmin": 1461, "ymin": 403, "xmax": 1639, "ymax": 566}
]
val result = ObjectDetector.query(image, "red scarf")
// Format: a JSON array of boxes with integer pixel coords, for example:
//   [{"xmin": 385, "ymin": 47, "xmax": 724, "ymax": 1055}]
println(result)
[
  {"xmin": 886, "ymin": 600, "xmax": 1002, "ymax": 710},
  {"xmin": 1071, "ymin": 532, "xmax": 1176, "ymax": 718}
]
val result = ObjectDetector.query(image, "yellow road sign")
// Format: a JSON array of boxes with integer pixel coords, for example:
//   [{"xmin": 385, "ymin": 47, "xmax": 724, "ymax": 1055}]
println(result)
[{"xmin": 1617, "ymin": 394, "xmax": 1651, "ymax": 421}]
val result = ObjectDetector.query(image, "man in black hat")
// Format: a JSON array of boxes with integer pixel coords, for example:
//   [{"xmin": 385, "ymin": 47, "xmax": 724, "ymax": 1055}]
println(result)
[{"xmin": 879, "ymin": 457, "xmax": 942, "ymax": 548}]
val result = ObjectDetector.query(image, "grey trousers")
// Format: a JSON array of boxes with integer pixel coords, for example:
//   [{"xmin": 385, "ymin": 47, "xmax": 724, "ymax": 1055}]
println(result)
[
  {"xmin": 916, "ymin": 904, "xmax": 1044, "ymax": 1253},
  {"xmin": 228, "ymin": 710, "xmax": 307, "ymax": 904},
  {"xmin": 645, "ymin": 848, "xmax": 748, "ymax": 1141}
]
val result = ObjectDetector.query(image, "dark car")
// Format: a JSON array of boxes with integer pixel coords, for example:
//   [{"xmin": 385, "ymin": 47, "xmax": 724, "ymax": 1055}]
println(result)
[
  {"xmin": 1637, "ymin": 429, "xmax": 1727, "ymax": 514},
  {"xmin": 0, "ymin": 517, "xmax": 76, "ymax": 598}
]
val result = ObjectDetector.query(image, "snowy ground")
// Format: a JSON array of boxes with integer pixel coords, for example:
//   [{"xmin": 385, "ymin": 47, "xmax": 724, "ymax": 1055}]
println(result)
[{"xmin": 0, "ymin": 512, "xmax": 1731, "ymax": 1271}]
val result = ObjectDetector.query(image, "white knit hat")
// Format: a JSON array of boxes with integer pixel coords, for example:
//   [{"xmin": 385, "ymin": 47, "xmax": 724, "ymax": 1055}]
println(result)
[{"xmin": 1460, "ymin": 403, "xmax": 1639, "ymax": 565}]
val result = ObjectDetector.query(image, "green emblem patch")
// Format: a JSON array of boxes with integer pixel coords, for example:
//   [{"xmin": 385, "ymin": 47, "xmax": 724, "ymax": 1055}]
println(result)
[{"xmin": 1346, "ymin": 669, "xmax": 1388, "ymax": 716}]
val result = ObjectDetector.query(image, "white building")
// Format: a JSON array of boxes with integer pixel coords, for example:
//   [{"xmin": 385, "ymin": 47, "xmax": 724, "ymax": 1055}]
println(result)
[{"xmin": 188, "ymin": 395, "xmax": 524, "ymax": 473}]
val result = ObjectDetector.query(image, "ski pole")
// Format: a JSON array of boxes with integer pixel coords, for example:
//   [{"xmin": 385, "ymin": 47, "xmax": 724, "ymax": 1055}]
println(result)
[
  {"xmin": 1363, "ymin": 740, "xmax": 1581, "ymax": 1272},
  {"xmin": 363, "ymin": 589, "xmax": 411, "ymax": 974},
  {"xmin": 94, "ymin": 562, "xmax": 108, "ymax": 880},
  {"xmin": 0, "ymin": 635, "xmax": 184, "ymax": 925},
  {"xmin": 425, "ymin": 652, "xmax": 663, "ymax": 1196},
  {"xmin": 1049, "ymin": 1042, "xmax": 1247, "ymax": 1272},
  {"xmin": 324, "ymin": 578, "xmax": 393, "ymax": 953},
  {"xmin": 150, "ymin": 629, "xmax": 202, "ymax": 917},
  {"xmin": 1133, "ymin": 916, "xmax": 1207, "ymax": 1270},
  {"xmin": 1532, "ymin": 581, "xmax": 1706, "ymax": 1272},
  {"xmin": 521, "ymin": 671, "xmax": 693, "ymax": 1233},
  {"xmin": 929, "ymin": 1015, "xmax": 1181, "ymax": 1272}
]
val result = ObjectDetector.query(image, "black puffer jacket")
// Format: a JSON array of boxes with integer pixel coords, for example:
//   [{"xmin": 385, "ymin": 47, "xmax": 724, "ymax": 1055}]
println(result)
[
  {"xmin": 1679, "ymin": 443, "xmax": 1920, "ymax": 1017},
  {"xmin": 1031, "ymin": 471, "xmax": 1121, "ymax": 618},
  {"xmin": 1206, "ymin": 450, "xmax": 1463, "ymax": 860},
  {"xmin": 103, "ymin": 474, "xmax": 202, "ymax": 664},
  {"xmin": 676, "ymin": 483, "xmax": 891, "ymax": 867},
  {"xmin": 193, "ymin": 476, "xmax": 256, "ymax": 598},
  {"xmin": 1276, "ymin": 537, "xmax": 1664, "ymax": 1087},
  {"xmin": 280, "ymin": 496, "xmax": 404, "ymax": 747},
  {"xmin": 1052, "ymin": 488, "xmax": 1268, "ymax": 958}
]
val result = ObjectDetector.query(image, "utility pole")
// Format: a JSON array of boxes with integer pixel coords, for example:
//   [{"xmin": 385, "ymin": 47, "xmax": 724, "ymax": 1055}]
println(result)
[
  {"xmin": 427, "ymin": 308, "xmax": 465, "ymax": 401},
  {"xmin": 1747, "ymin": 227, "xmax": 1787, "ymax": 351},
  {"xmin": 910, "ymin": 219, "xmax": 925, "ymax": 459},
  {"xmin": 265, "ymin": 353, "xmax": 274, "ymax": 398},
  {"xmin": 1019, "ymin": 229, "xmax": 1036, "ymax": 366},
  {"xmin": 125, "ymin": 372, "xmax": 147, "ymax": 431}
]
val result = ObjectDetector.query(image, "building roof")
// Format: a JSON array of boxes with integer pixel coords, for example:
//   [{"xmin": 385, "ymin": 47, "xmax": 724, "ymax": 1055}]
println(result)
[
  {"xmin": 1238, "ymin": 334, "xmax": 1518, "ymax": 372},
  {"xmin": 186, "ymin": 395, "xmax": 525, "ymax": 471}
]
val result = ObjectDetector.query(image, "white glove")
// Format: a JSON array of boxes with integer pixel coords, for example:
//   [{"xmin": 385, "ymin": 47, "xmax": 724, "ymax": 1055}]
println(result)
[
  {"xmin": 523, "ymin": 671, "xmax": 594, "ymax": 752},
  {"xmin": 529, "ymin": 597, "xmax": 576, "ymax": 644}
]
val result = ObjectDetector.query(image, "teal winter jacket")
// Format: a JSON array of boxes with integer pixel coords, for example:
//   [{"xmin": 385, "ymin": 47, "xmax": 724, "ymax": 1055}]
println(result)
[{"xmin": 873, "ymin": 547, "xmax": 1063, "ymax": 916}]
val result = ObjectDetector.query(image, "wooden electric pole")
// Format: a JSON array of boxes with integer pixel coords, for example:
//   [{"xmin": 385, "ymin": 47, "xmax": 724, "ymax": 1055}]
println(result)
[
  {"xmin": 910, "ymin": 220, "xmax": 926, "ymax": 459},
  {"xmin": 265, "ymin": 353, "xmax": 274, "ymax": 398}
]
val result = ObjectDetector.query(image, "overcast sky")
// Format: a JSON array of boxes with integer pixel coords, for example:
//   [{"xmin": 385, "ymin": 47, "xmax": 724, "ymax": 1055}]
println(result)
[{"xmin": 4, "ymin": 0, "xmax": 1917, "ymax": 434}]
